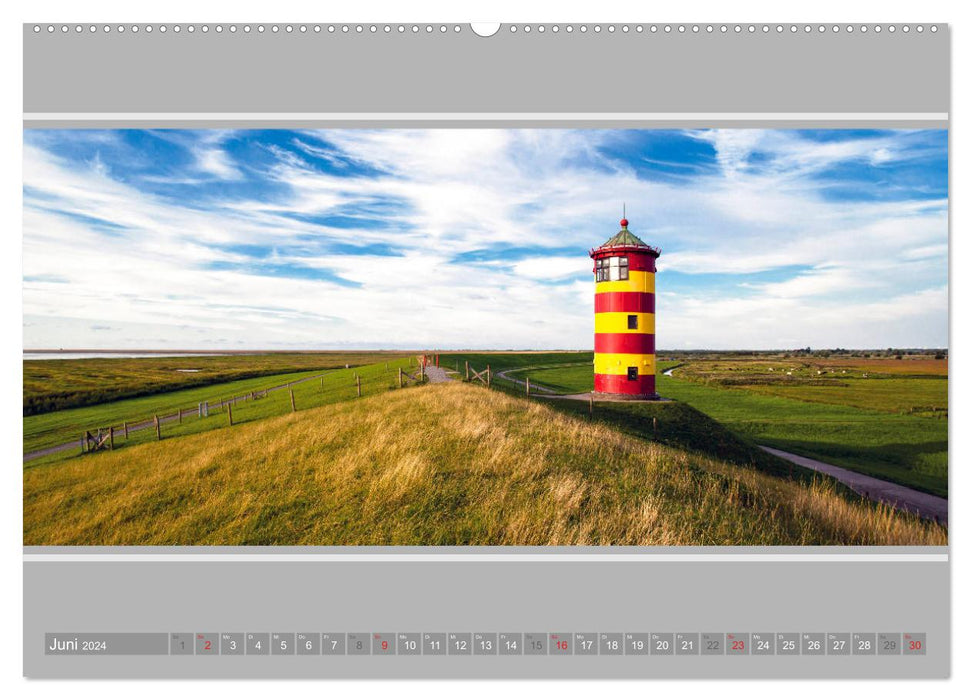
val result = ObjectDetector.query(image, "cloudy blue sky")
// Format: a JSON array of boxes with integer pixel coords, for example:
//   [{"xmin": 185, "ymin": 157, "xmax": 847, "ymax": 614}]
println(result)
[{"xmin": 23, "ymin": 128, "xmax": 948, "ymax": 350}]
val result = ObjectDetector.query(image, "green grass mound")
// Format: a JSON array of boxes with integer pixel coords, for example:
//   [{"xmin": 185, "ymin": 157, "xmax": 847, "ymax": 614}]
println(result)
[
  {"xmin": 545, "ymin": 399, "xmax": 812, "ymax": 483},
  {"xmin": 24, "ymin": 382, "xmax": 945, "ymax": 547}
]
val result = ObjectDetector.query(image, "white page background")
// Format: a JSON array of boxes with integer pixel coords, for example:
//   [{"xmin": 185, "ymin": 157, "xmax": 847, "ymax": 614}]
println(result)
[{"xmin": 2, "ymin": 0, "xmax": 966, "ymax": 698}]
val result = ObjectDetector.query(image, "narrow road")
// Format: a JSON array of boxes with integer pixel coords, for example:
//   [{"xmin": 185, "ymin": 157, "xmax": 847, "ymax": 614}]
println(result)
[
  {"xmin": 495, "ymin": 369, "xmax": 555, "ymax": 393},
  {"xmin": 23, "ymin": 371, "xmax": 332, "ymax": 463},
  {"xmin": 760, "ymin": 446, "xmax": 947, "ymax": 524},
  {"xmin": 493, "ymin": 364, "xmax": 593, "ymax": 394}
]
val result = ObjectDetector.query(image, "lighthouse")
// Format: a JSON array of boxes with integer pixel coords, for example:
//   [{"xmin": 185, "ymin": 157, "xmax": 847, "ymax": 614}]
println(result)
[{"xmin": 590, "ymin": 213, "xmax": 661, "ymax": 399}]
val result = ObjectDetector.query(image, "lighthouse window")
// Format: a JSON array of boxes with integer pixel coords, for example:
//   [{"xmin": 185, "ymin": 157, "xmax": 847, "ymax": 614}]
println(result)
[
  {"xmin": 595, "ymin": 258, "xmax": 607, "ymax": 282},
  {"xmin": 597, "ymin": 256, "xmax": 630, "ymax": 282},
  {"xmin": 628, "ymin": 314, "xmax": 638, "ymax": 330}
]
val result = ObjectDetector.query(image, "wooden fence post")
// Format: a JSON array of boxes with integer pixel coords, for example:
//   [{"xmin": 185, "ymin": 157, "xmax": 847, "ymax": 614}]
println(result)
[
  {"xmin": 154, "ymin": 415, "xmax": 161, "ymax": 440},
  {"xmin": 589, "ymin": 395, "xmax": 593, "ymax": 418},
  {"xmin": 653, "ymin": 416, "xmax": 658, "ymax": 440},
  {"xmin": 228, "ymin": 403, "xmax": 234, "ymax": 426},
  {"xmin": 124, "ymin": 421, "xmax": 129, "ymax": 439},
  {"xmin": 289, "ymin": 388, "xmax": 296, "ymax": 412},
  {"xmin": 398, "ymin": 367, "xmax": 403, "ymax": 388},
  {"xmin": 487, "ymin": 365, "xmax": 491, "ymax": 386},
  {"xmin": 356, "ymin": 375, "xmax": 362, "ymax": 397},
  {"xmin": 178, "ymin": 408, "xmax": 183, "ymax": 424},
  {"xmin": 525, "ymin": 377, "xmax": 530, "ymax": 398},
  {"xmin": 465, "ymin": 361, "xmax": 470, "ymax": 380},
  {"xmin": 109, "ymin": 426, "xmax": 114, "ymax": 450}
]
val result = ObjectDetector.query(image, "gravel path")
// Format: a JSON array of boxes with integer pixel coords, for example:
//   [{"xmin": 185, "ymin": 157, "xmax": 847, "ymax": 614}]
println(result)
[
  {"xmin": 760, "ymin": 446, "xmax": 947, "ymax": 524},
  {"xmin": 422, "ymin": 365, "xmax": 454, "ymax": 384}
]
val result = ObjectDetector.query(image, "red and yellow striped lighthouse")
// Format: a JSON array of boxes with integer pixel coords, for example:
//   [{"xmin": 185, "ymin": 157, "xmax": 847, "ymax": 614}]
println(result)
[{"xmin": 590, "ymin": 214, "xmax": 661, "ymax": 399}]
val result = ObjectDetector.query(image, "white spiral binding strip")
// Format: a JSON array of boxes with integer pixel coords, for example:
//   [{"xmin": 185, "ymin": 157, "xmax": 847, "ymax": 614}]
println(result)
[{"xmin": 31, "ymin": 23, "xmax": 940, "ymax": 36}]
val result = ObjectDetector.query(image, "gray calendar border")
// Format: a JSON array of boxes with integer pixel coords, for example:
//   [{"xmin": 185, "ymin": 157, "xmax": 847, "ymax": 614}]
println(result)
[
  {"xmin": 23, "ymin": 545, "xmax": 949, "ymax": 556},
  {"xmin": 23, "ymin": 24, "xmax": 949, "ymax": 115},
  {"xmin": 24, "ymin": 559, "xmax": 949, "ymax": 678},
  {"xmin": 22, "ymin": 119, "xmax": 950, "ymax": 129}
]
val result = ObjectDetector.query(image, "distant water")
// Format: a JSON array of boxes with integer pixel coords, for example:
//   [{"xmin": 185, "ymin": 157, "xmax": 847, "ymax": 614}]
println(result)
[{"xmin": 23, "ymin": 352, "xmax": 228, "ymax": 361}]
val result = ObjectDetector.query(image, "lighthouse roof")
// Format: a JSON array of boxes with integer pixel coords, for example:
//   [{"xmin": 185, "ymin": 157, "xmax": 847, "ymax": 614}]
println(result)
[
  {"xmin": 592, "ymin": 218, "xmax": 660, "ymax": 257},
  {"xmin": 601, "ymin": 225, "xmax": 649, "ymax": 248}
]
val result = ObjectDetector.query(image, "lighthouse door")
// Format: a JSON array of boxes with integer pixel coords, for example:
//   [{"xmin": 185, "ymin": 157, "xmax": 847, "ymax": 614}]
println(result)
[{"xmin": 627, "ymin": 366, "xmax": 638, "ymax": 381}]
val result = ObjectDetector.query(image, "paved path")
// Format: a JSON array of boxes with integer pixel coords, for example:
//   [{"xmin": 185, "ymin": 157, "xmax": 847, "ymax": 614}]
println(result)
[
  {"xmin": 760, "ymin": 446, "xmax": 948, "ymax": 524},
  {"xmin": 494, "ymin": 368, "xmax": 556, "ymax": 393},
  {"xmin": 24, "ymin": 371, "xmax": 332, "ymax": 463}
]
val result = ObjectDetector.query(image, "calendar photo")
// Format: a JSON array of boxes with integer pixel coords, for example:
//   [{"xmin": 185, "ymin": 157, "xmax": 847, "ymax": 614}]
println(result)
[{"xmin": 22, "ymin": 127, "xmax": 948, "ymax": 546}]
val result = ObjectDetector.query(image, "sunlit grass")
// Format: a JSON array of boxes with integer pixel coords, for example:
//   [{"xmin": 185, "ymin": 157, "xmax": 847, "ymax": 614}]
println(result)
[{"xmin": 23, "ymin": 382, "xmax": 946, "ymax": 546}]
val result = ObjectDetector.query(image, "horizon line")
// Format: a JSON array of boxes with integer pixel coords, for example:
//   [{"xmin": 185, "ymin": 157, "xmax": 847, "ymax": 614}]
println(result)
[{"xmin": 23, "ymin": 347, "xmax": 949, "ymax": 354}]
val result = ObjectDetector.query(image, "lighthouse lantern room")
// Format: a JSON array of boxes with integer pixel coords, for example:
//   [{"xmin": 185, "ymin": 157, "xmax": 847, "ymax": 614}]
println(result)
[{"xmin": 590, "ymin": 213, "xmax": 661, "ymax": 399}]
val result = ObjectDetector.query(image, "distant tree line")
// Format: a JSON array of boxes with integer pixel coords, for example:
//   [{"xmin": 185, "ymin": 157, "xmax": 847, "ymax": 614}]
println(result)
[{"xmin": 659, "ymin": 348, "xmax": 947, "ymax": 360}]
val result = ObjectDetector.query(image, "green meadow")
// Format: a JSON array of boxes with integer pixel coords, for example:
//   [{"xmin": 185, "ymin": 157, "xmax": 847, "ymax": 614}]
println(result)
[
  {"xmin": 442, "ymin": 352, "xmax": 948, "ymax": 498},
  {"xmin": 23, "ymin": 382, "xmax": 945, "ymax": 546},
  {"xmin": 23, "ymin": 351, "xmax": 410, "ymax": 415},
  {"xmin": 24, "ymin": 357, "xmax": 419, "ymax": 463},
  {"xmin": 21, "ymin": 350, "xmax": 946, "ymax": 546}
]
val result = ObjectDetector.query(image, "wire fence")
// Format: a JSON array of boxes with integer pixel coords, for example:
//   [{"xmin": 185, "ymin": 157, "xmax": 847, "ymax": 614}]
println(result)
[
  {"xmin": 24, "ymin": 360, "xmax": 426, "ymax": 463},
  {"xmin": 454, "ymin": 360, "xmax": 647, "ymax": 428}
]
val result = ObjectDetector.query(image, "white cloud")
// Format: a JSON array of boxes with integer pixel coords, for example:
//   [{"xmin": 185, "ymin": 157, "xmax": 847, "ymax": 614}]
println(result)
[
  {"xmin": 195, "ymin": 147, "xmax": 243, "ymax": 179},
  {"xmin": 21, "ymin": 129, "xmax": 948, "ymax": 350}
]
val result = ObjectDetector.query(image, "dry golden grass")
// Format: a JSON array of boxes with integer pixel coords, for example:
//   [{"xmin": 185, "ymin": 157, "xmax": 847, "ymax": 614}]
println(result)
[{"xmin": 23, "ymin": 382, "xmax": 946, "ymax": 546}]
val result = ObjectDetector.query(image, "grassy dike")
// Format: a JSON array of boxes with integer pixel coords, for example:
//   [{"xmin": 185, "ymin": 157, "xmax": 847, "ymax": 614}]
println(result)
[
  {"xmin": 24, "ymin": 351, "xmax": 411, "ymax": 415},
  {"xmin": 498, "ymin": 358, "xmax": 947, "ymax": 498},
  {"xmin": 24, "ymin": 358, "xmax": 418, "ymax": 460},
  {"xmin": 23, "ymin": 382, "xmax": 945, "ymax": 546}
]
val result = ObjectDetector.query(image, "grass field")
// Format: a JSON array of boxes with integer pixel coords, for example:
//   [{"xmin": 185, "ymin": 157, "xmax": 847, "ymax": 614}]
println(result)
[
  {"xmin": 22, "ymin": 382, "xmax": 945, "ymax": 546},
  {"xmin": 23, "ymin": 357, "xmax": 420, "ymax": 461},
  {"xmin": 657, "ymin": 378, "xmax": 948, "ymax": 497},
  {"xmin": 669, "ymin": 356, "xmax": 947, "ymax": 417},
  {"xmin": 443, "ymin": 352, "xmax": 948, "ymax": 498},
  {"xmin": 542, "ymin": 398, "xmax": 818, "ymax": 485},
  {"xmin": 23, "ymin": 351, "xmax": 410, "ymax": 415}
]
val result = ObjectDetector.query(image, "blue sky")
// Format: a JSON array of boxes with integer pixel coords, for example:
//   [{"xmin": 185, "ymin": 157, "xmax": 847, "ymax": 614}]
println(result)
[{"xmin": 22, "ymin": 128, "xmax": 948, "ymax": 350}]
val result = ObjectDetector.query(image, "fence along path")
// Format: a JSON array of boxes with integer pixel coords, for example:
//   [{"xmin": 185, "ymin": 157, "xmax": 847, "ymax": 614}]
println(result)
[{"xmin": 24, "ymin": 362, "xmax": 425, "ymax": 463}]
